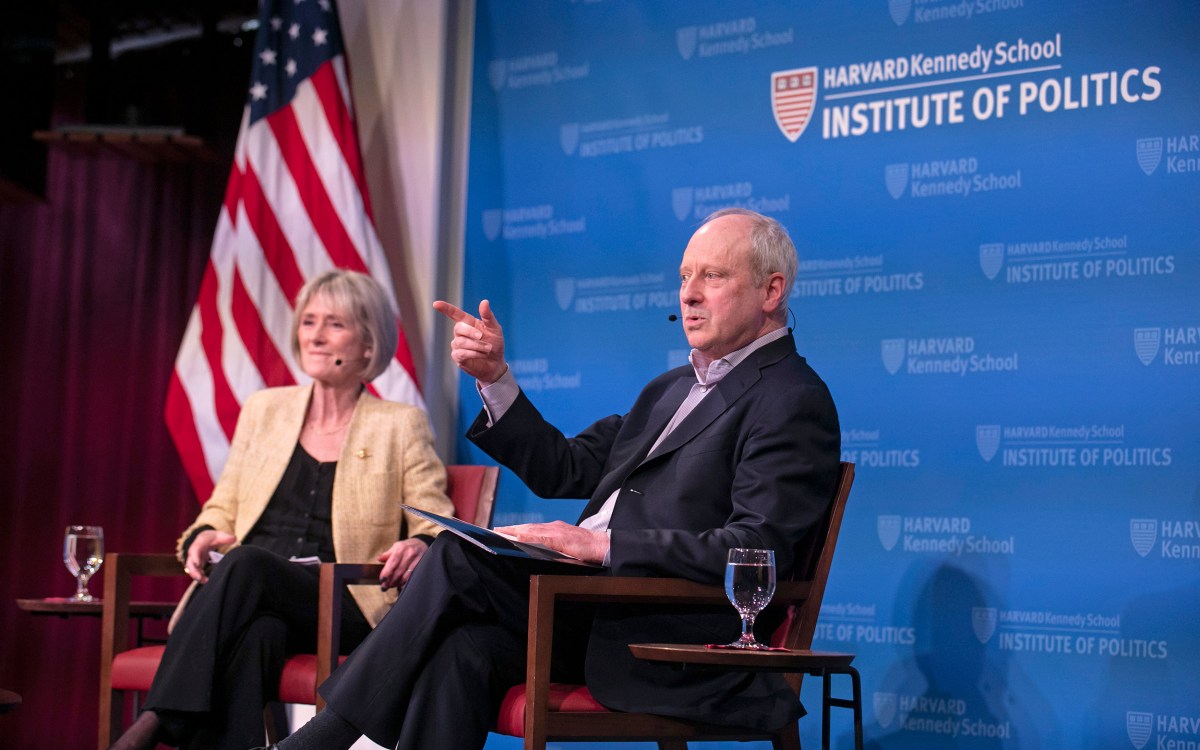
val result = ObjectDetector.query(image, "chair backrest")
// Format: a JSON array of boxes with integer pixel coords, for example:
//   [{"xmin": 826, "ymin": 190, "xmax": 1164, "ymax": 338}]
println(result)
[
  {"xmin": 770, "ymin": 461, "xmax": 855, "ymax": 654},
  {"xmin": 445, "ymin": 464, "xmax": 500, "ymax": 528},
  {"xmin": 314, "ymin": 464, "xmax": 500, "ymax": 700},
  {"xmin": 496, "ymin": 461, "xmax": 855, "ymax": 748},
  {"xmin": 99, "ymin": 553, "xmax": 186, "ymax": 749}
]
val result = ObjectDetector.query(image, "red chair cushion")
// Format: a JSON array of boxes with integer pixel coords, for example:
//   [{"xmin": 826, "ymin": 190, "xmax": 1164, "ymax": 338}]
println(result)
[
  {"xmin": 496, "ymin": 683, "xmax": 609, "ymax": 737},
  {"xmin": 110, "ymin": 646, "xmax": 166, "ymax": 691},
  {"xmin": 277, "ymin": 654, "xmax": 318, "ymax": 704},
  {"xmin": 111, "ymin": 647, "xmax": 347, "ymax": 705}
]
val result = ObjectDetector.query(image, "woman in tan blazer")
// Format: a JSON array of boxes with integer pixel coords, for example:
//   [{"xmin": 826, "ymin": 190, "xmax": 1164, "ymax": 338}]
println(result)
[{"xmin": 109, "ymin": 270, "xmax": 454, "ymax": 750}]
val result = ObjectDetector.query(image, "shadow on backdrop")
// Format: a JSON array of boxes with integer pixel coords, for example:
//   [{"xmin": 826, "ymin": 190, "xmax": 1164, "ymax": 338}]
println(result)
[{"xmin": 856, "ymin": 561, "xmax": 1061, "ymax": 749}]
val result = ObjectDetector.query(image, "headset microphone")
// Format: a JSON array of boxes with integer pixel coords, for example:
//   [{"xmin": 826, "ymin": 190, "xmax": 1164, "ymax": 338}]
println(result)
[
  {"xmin": 668, "ymin": 314, "xmax": 679, "ymax": 322},
  {"xmin": 335, "ymin": 358, "xmax": 343, "ymax": 366}
]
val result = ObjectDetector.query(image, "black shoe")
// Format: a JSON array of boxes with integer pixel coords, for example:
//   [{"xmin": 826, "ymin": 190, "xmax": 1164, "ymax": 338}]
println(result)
[{"xmin": 107, "ymin": 710, "xmax": 164, "ymax": 750}]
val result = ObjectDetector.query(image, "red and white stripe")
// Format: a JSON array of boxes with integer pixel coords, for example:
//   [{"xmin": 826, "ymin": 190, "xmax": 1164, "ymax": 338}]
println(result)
[{"xmin": 166, "ymin": 56, "xmax": 422, "ymax": 501}]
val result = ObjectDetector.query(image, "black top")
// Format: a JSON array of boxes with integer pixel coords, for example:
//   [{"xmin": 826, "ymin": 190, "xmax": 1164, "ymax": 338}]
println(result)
[
  {"xmin": 183, "ymin": 443, "xmax": 338, "ymax": 563},
  {"xmin": 242, "ymin": 443, "xmax": 338, "ymax": 561}
]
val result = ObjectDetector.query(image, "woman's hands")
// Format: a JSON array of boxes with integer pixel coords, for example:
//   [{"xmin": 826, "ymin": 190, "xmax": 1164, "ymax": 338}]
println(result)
[
  {"xmin": 184, "ymin": 532, "xmax": 432, "ymax": 589},
  {"xmin": 377, "ymin": 537, "xmax": 432, "ymax": 590},
  {"xmin": 183, "ymin": 529, "xmax": 237, "ymax": 583}
]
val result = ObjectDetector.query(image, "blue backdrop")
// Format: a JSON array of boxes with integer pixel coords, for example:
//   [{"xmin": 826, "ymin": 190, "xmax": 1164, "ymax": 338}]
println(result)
[{"xmin": 457, "ymin": 2, "xmax": 1200, "ymax": 748}]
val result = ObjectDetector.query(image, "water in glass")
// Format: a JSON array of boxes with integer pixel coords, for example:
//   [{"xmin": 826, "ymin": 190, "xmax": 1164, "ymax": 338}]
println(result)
[
  {"xmin": 63, "ymin": 525, "xmax": 104, "ymax": 602},
  {"xmin": 724, "ymin": 548, "xmax": 776, "ymax": 649}
]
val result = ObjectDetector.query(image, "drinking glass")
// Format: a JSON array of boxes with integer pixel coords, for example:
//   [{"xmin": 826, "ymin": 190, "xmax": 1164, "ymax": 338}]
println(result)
[
  {"xmin": 63, "ymin": 525, "xmax": 105, "ymax": 602},
  {"xmin": 724, "ymin": 548, "xmax": 776, "ymax": 649}
]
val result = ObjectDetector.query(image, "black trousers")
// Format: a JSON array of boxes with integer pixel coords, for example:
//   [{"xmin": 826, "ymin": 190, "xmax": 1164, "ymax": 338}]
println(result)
[
  {"xmin": 143, "ymin": 545, "xmax": 372, "ymax": 750},
  {"xmin": 318, "ymin": 533, "xmax": 596, "ymax": 750}
]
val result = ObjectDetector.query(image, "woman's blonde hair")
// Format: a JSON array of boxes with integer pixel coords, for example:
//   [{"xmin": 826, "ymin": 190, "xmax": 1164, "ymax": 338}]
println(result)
[{"xmin": 290, "ymin": 269, "xmax": 397, "ymax": 382}]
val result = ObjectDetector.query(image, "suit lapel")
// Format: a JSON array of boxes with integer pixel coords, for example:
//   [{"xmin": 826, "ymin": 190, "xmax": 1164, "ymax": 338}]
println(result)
[
  {"xmin": 336, "ymin": 389, "xmax": 376, "ymax": 472},
  {"xmin": 236, "ymin": 384, "xmax": 312, "ymax": 537},
  {"xmin": 642, "ymin": 334, "xmax": 794, "ymax": 464},
  {"xmin": 642, "ymin": 375, "xmax": 738, "ymax": 463},
  {"xmin": 330, "ymin": 390, "xmax": 376, "ymax": 560},
  {"xmin": 633, "ymin": 375, "xmax": 693, "ymax": 460},
  {"xmin": 582, "ymin": 374, "xmax": 692, "ymax": 516},
  {"xmin": 582, "ymin": 334, "xmax": 796, "ymax": 513}
]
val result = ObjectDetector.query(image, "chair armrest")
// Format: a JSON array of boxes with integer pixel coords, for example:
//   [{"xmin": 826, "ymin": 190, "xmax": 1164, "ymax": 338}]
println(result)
[
  {"xmin": 101, "ymin": 553, "xmax": 183, "ymax": 661},
  {"xmin": 99, "ymin": 553, "xmax": 184, "ymax": 748},
  {"xmin": 106, "ymin": 553, "xmax": 183, "ymax": 577},
  {"xmin": 529, "ymin": 574, "xmax": 812, "ymax": 606},
  {"xmin": 323, "ymin": 562, "xmax": 386, "ymax": 588},
  {"xmin": 315, "ymin": 563, "xmax": 385, "ymax": 709},
  {"xmin": 521, "ymin": 574, "xmax": 813, "ymax": 739}
]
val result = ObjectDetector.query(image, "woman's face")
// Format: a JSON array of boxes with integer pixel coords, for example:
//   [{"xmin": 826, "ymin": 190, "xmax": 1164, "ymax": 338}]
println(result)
[{"xmin": 296, "ymin": 293, "xmax": 370, "ymax": 385}]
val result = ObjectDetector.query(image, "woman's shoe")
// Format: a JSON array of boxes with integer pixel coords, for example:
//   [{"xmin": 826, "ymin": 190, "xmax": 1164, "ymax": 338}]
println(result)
[{"xmin": 107, "ymin": 710, "xmax": 163, "ymax": 750}]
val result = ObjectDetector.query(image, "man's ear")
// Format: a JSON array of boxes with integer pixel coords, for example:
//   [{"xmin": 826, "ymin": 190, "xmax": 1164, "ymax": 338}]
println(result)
[{"xmin": 762, "ymin": 272, "xmax": 787, "ymax": 314}]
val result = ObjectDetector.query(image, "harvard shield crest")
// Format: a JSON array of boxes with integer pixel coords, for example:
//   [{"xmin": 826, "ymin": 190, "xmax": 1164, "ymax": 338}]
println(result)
[{"xmin": 772, "ymin": 67, "xmax": 818, "ymax": 142}]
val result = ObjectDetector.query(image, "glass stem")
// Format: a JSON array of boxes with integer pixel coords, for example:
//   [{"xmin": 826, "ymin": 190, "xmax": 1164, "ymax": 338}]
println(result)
[
  {"xmin": 741, "ymin": 613, "xmax": 756, "ymax": 642},
  {"xmin": 76, "ymin": 574, "xmax": 87, "ymax": 600}
]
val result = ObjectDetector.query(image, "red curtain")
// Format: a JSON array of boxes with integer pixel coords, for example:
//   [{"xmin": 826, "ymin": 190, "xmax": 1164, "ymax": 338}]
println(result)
[{"xmin": 0, "ymin": 145, "xmax": 224, "ymax": 748}]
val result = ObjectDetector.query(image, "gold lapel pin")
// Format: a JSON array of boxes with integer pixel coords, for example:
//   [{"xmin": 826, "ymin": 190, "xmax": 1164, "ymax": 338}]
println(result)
[{"xmin": 356, "ymin": 448, "xmax": 370, "ymax": 459}]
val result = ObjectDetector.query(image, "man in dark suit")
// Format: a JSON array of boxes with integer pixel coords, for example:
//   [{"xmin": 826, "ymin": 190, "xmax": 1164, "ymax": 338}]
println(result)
[{"xmin": 264, "ymin": 208, "xmax": 840, "ymax": 750}]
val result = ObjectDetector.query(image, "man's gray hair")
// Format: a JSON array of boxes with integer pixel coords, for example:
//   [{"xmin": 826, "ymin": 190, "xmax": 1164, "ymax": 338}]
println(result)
[{"xmin": 702, "ymin": 208, "xmax": 798, "ymax": 308}]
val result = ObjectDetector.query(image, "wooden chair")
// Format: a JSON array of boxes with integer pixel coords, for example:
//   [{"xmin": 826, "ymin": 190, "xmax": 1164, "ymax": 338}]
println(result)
[
  {"xmin": 97, "ymin": 464, "xmax": 499, "ymax": 750},
  {"xmin": 495, "ymin": 461, "xmax": 855, "ymax": 750},
  {"xmin": 292, "ymin": 463, "xmax": 498, "ymax": 710}
]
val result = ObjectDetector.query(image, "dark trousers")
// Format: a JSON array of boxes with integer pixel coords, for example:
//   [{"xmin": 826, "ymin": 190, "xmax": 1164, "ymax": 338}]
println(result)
[
  {"xmin": 144, "ymin": 545, "xmax": 371, "ymax": 750},
  {"xmin": 319, "ymin": 534, "xmax": 596, "ymax": 750}
]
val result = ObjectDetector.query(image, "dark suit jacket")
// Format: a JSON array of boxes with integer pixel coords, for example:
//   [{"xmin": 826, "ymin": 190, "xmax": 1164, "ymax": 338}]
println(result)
[{"xmin": 468, "ymin": 333, "xmax": 840, "ymax": 731}]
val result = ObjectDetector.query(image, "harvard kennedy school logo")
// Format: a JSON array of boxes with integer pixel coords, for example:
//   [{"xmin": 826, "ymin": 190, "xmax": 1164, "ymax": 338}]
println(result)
[
  {"xmin": 1134, "ymin": 327, "xmax": 1161, "ymax": 366},
  {"xmin": 976, "ymin": 425, "xmax": 1001, "ymax": 463},
  {"xmin": 772, "ymin": 67, "xmax": 817, "ymax": 142},
  {"xmin": 1127, "ymin": 711, "xmax": 1153, "ymax": 750},
  {"xmin": 972, "ymin": 607, "xmax": 998, "ymax": 644},
  {"xmin": 1130, "ymin": 519, "xmax": 1157, "ymax": 558},
  {"xmin": 877, "ymin": 515, "xmax": 901, "ymax": 551},
  {"xmin": 1137, "ymin": 138, "xmax": 1163, "ymax": 176},
  {"xmin": 881, "ymin": 338, "xmax": 905, "ymax": 375},
  {"xmin": 874, "ymin": 692, "xmax": 898, "ymax": 729},
  {"xmin": 979, "ymin": 243, "xmax": 1005, "ymax": 281}
]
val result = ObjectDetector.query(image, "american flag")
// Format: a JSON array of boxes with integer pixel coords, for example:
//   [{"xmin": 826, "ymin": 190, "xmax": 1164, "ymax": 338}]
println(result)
[{"xmin": 165, "ymin": 0, "xmax": 422, "ymax": 500}]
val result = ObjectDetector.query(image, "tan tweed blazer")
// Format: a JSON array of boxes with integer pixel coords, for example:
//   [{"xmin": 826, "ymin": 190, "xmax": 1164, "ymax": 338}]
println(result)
[{"xmin": 174, "ymin": 383, "xmax": 453, "ymax": 627}]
